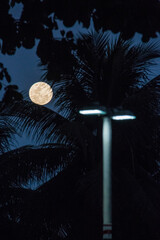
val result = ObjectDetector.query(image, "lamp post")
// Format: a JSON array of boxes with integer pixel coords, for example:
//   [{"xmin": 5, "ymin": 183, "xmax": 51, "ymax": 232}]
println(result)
[{"xmin": 79, "ymin": 106, "xmax": 136, "ymax": 240}]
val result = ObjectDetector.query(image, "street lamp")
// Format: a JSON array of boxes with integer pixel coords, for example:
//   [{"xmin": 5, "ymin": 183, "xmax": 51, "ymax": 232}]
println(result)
[{"xmin": 79, "ymin": 105, "xmax": 136, "ymax": 240}]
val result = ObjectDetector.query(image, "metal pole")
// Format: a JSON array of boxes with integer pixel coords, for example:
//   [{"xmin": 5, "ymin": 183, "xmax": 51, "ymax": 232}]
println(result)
[{"xmin": 102, "ymin": 117, "xmax": 112, "ymax": 239}]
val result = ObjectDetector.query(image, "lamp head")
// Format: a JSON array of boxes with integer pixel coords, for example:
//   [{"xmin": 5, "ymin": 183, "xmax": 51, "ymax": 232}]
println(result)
[
  {"xmin": 79, "ymin": 105, "xmax": 136, "ymax": 120},
  {"xmin": 111, "ymin": 109, "xmax": 136, "ymax": 120},
  {"xmin": 79, "ymin": 102, "xmax": 107, "ymax": 116},
  {"xmin": 79, "ymin": 107, "xmax": 107, "ymax": 116}
]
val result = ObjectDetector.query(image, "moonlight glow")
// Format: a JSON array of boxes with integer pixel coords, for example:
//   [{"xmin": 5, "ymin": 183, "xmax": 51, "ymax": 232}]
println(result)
[{"xmin": 29, "ymin": 82, "xmax": 53, "ymax": 105}]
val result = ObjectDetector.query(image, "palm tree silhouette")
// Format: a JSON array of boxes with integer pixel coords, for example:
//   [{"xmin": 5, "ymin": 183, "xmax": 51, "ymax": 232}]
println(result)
[
  {"xmin": 1, "ymin": 30, "xmax": 160, "ymax": 239},
  {"xmin": 0, "ymin": 85, "xmax": 24, "ymax": 154}
]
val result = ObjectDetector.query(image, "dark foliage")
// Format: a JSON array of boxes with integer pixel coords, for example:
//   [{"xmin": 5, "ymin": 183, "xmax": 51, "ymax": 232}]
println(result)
[
  {"xmin": 1, "ymin": 31, "xmax": 160, "ymax": 239},
  {"xmin": 0, "ymin": 0, "xmax": 160, "ymax": 58}
]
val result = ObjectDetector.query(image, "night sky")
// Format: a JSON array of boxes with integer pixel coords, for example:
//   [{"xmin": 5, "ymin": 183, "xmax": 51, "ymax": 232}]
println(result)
[
  {"xmin": 0, "ymin": 3, "xmax": 87, "ymax": 148},
  {"xmin": 1, "ymin": 3, "xmax": 160, "ymax": 149},
  {"xmin": 1, "ymin": 2, "xmax": 160, "ymax": 239}
]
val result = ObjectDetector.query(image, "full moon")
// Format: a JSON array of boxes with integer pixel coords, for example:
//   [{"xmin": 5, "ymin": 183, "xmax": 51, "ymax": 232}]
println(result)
[{"xmin": 29, "ymin": 82, "xmax": 53, "ymax": 105}]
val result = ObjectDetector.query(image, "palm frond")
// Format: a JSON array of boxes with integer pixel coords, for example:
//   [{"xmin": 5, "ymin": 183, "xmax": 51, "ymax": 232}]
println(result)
[
  {"xmin": 0, "ymin": 143, "xmax": 72, "ymax": 186},
  {"xmin": 1, "ymin": 99, "xmax": 96, "ymax": 153},
  {"xmin": 122, "ymin": 75, "xmax": 160, "ymax": 117},
  {"xmin": 52, "ymin": 74, "xmax": 92, "ymax": 119},
  {"xmin": 77, "ymin": 30, "xmax": 110, "ymax": 59},
  {"xmin": 0, "ymin": 116, "xmax": 17, "ymax": 153},
  {"xmin": 118, "ymin": 75, "xmax": 160, "ymax": 172},
  {"xmin": 0, "ymin": 100, "xmax": 70, "ymax": 144},
  {"xmin": 103, "ymin": 36, "xmax": 160, "ymax": 106}
]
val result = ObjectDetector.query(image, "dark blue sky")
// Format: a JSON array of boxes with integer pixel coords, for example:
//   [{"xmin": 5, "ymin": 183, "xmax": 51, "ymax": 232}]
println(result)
[
  {"xmin": 1, "ymin": 3, "xmax": 160, "ymax": 149},
  {"xmin": 0, "ymin": 3, "xmax": 89, "ymax": 148},
  {"xmin": 0, "ymin": 3, "xmax": 88, "ymax": 103}
]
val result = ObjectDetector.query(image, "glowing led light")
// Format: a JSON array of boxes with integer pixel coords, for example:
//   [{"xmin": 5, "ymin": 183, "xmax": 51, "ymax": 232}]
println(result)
[
  {"xmin": 79, "ymin": 109, "xmax": 107, "ymax": 115},
  {"xmin": 111, "ymin": 115, "xmax": 136, "ymax": 120}
]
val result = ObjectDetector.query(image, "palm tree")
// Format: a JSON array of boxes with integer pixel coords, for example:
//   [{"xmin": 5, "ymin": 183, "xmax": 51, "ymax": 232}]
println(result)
[
  {"xmin": 0, "ymin": 84, "xmax": 24, "ymax": 153},
  {"xmin": 1, "ymin": 30, "xmax": 160, "ymax": 239},
  {"xmin": 0, "ymin": 116, "xmax": 17, "ymax": 153}
]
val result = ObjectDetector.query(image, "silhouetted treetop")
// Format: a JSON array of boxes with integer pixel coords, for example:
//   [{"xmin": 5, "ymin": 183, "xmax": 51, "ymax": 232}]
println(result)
[{"xmin": 1, "ymin": 0, "xmax": 160, "ymax": 56}]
